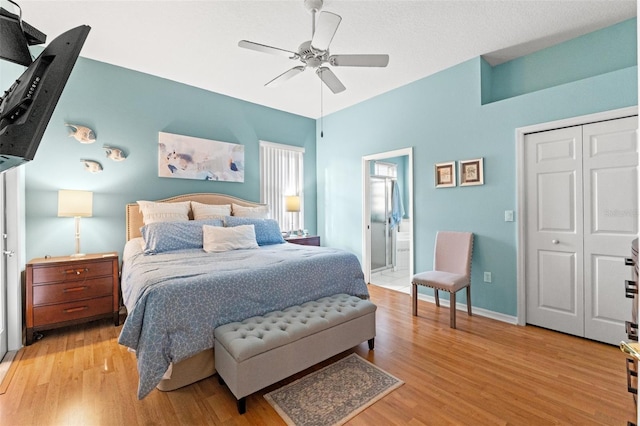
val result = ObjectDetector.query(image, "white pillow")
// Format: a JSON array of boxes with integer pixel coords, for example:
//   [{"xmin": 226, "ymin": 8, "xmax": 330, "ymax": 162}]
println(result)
[
  {"xmin": 137, "ymin": 200, "xmax": 190, "ymax": 225},
  {"xmin": 231, "ymin": 203, "xmax": 269, "ymax": 219},
  {"xmin": 191, "ymin": 201, "xmax": 231, "ymax": 220},
  {"xmin": 203, "ymin": 224, "xmax": 259, "ymax": 252}
]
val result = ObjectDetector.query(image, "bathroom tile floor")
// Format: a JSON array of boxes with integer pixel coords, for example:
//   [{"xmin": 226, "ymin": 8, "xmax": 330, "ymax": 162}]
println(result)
[{"xmin": 370, "ymin": 268, "xmax": 411, "ymax": 294}]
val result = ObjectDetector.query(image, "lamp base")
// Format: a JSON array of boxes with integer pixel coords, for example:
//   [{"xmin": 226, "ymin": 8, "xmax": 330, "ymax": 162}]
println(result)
[{"xmin": 70, "ymin": 252, "xmax": 86, "ymax": 258}]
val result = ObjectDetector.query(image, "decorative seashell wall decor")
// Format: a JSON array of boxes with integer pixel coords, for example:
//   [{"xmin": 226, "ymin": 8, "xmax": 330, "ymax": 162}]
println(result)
[
  {"xmin": 80, "ymin": 159, "xmax": 103, "ymax": 173},
  {"xmin": 65, "ymin": 123, "xmax": 96, "ymax": 144},
  {"xmin": 103, "ymin": 145, "xmax": 127, "ymax": 161}
]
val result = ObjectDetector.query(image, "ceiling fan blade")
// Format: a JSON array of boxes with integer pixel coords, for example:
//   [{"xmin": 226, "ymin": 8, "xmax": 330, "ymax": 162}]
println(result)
[
  {"xmin": 316, "ymin": 67, "xmax": 346, "ymax": 94},
  {"xmin": 311, "ymin": 11, "xmax": 341, "ymax": 52},
  {"xmin": 265, "ymin": 66, "xmax": 305, "ymax": 87},
  {"xmin": 329, "ymin": 54, "xmax": 389, "ymax": 67},
  {"xmin": 238, "ymin": 40, "xmax": 298, "ymax": 59}
]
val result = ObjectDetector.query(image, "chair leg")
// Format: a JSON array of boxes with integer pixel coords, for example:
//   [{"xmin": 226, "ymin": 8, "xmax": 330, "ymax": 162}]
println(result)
[
  {"xmin": 466, "ymin": 285, "xmax": 472, "ymax": 316},
  {"xmin": 434, "ymin": 289, "xmax": 440, "ymax": 307},
  {"xmin": 412, "ymin": 283, "xmax": 418, "ymax": 316},
  {"xmin": 450, "ymin": 291, "xmax": 456, "ymax": 329}
]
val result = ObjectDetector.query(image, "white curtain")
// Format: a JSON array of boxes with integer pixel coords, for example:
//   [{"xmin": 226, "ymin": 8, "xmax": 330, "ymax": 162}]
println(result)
[{"xmin": 259, "ymin": 141, "xmax": 304, "ymax": 232}]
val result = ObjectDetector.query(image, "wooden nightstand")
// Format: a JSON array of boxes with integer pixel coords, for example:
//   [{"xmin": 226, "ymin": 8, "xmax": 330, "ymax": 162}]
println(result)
[
  {"xmin": 285, "ymin": 235, "xmax": 320, "ymax": 246},
  {"xmin": 25, "ymin": 252, "xmax": 120, "ymax": 345}
]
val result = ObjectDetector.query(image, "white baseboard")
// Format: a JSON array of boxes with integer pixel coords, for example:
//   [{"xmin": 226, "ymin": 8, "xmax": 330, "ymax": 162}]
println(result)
[{"xmin": 397, "ymin": 286, "xmax": 518, "ymax": 325}]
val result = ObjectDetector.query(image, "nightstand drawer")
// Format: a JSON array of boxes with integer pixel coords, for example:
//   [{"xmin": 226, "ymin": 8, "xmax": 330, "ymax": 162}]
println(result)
[
  {"xmin": 32, "ymin": 260, "xmax": 114, "ymax": 284},
  {"xmin": 32, "ymin": 277, "xmax": 114, "ymax": 305},
  {"xmin": 33, "ymin": 295, "xmax": 113, "ymax": 326}
]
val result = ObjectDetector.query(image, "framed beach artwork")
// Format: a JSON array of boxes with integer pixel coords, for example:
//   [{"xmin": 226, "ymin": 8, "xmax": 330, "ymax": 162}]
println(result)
[
  {"xmin": 459, "ymin": 158, "xmax": 484, "ymax": 186},
  {"xmin": 435, "ymin": 161, "xmax": 456, "ymax": 188},
  {"xmin": 158, "ymin": 132, "xmax": 244, "ymax": 182}
]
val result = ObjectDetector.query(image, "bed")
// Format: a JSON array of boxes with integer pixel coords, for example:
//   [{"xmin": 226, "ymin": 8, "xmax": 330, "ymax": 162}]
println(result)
[{"xmin": 117, "ymin": 193, "xmax": 370, "ymax": 399}]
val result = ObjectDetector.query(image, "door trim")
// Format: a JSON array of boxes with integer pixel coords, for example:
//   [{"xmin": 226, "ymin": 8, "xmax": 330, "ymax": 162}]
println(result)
[
  {"xmin": 362, "ymin": 147, "xmax": 413, "ymax": 285},
  {"xmin": 516, "ymin": 106, "xmax": 638, "ymax": 326},
  {"xmin": 5, "ymin": 167, "xmax": 24, "ymax": 350}
]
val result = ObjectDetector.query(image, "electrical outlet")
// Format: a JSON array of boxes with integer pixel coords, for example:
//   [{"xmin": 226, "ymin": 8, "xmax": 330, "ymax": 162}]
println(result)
[{"xmin": 484, "ymin": 272, "xmax": 492, "ymax": 282}]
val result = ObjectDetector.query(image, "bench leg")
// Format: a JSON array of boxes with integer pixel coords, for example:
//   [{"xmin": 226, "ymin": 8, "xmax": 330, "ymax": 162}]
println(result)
[
  {"xmin": 237, "ymin": 397, "xmax": 246, "ymax": 414},
  {"xmin": 368, "ymin": 338, "xmax": 375, "ymax": 350}
]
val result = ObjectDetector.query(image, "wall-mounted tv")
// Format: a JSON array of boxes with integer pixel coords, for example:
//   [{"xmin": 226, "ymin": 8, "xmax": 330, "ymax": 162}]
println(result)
[{"xmin": 0, "ymin": 25, "xmax": 90, "ymax": 173}]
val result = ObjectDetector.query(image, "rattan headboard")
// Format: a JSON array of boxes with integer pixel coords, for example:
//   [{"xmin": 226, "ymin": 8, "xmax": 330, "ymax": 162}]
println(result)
[{"xmin": 125, "ymin": 193, "xmax": 266, "ymax": 241}]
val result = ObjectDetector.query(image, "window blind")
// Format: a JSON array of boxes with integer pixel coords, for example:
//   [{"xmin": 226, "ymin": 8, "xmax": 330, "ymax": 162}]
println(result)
[{"xmin": 259, "ymin": 141, "xmax": 304, "ymax": 232}]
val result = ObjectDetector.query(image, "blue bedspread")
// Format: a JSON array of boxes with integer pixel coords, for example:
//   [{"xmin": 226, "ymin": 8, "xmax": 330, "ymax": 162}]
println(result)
[{"xmin": 117, "ymin": 240, "xmax": 369, "ymax": 399}]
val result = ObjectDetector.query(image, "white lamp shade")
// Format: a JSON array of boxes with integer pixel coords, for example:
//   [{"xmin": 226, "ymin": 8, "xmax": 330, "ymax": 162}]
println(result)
[
  {"xmin": 285, "ymin": 195, "xmax": 300, "ymax": 212},
  {"xmin": 58, "ymin": 190, "xmax": 93, "ymax": 217}
]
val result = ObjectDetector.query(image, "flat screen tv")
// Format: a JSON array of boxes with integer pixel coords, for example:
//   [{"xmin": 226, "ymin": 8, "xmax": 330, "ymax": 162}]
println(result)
[{"xmin": 0, "ymin": 25, "xmax": 90, "ymax": 173}]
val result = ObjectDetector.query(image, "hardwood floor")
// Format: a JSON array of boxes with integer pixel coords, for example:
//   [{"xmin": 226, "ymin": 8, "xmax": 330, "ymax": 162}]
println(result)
[{"xmin": 0, "ymin": 285, "xmax": 635, "ymax": 425}]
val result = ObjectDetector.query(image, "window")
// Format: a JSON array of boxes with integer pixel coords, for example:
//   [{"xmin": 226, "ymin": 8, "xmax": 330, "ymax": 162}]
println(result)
[
  {"xmin": 374, "ymin": 161, "xmax": 397, "ymax": 178},
  {"xmin": 259, "ymin": 141, "xmax": 304, "ymax": 232}
]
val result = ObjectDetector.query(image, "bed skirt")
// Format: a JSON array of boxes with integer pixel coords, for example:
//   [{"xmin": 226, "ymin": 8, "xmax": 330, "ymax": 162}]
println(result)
[{"xmin": 156, "ymin": 348, "xmax": 216, "ymax": 392}]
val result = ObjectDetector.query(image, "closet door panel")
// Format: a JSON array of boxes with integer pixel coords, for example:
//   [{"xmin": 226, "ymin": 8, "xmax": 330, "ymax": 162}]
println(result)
[
  {"xmin": 525, "ymin": 126, "xmax": 584, "ymax": 336},
  {"xmin": 583, "ymin": 116, "xmax": 638, "ymax": 345}
]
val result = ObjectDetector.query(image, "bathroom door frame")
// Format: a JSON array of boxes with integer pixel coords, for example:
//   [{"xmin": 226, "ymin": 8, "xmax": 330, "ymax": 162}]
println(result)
[{"xmin": 362, "ymin": 147, "xmax": 414, "ymax": 284}]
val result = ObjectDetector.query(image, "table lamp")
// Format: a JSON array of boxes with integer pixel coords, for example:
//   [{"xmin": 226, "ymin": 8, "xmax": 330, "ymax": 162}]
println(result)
[
  {"xmin": 58, "ymin": 189, "xmax": 93, "ymax": 257},
  {"xmin": 285, "ymin": 195, "xmax": 300, "ymax": 236}
]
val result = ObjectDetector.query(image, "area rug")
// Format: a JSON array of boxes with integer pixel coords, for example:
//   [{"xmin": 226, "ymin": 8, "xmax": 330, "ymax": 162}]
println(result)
[{"xmin": 264, "ymin": 354, "xmax": 403, "ymax": 426}]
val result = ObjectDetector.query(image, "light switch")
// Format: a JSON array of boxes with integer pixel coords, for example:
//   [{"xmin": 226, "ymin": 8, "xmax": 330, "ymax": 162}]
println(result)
[{"xmin": 504, "ymin": 210, "xmax": 514, "ymax": 222}]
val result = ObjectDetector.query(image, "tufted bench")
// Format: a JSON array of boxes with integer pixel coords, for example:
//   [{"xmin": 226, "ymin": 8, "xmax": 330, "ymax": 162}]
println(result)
[{"xmin": 214, "ymin": 293, "xmax": 377, "ymax": 414}]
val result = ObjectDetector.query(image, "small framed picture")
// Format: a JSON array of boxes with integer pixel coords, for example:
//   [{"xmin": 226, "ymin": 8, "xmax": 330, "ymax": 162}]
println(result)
[
  {"xmin": 435, "ymin": 161, "xmax": 456, "ymax": 188},
  {"xmin": 459, "ymin": 158, "xmax": 484, "ymax": 186}
]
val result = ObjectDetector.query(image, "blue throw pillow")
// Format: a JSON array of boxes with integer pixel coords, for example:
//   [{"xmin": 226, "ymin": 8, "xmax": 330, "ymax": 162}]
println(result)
[
  {"xmin": 224, "ymin": 216, "xmax": 285, "ymax": 246},
  {"xmin": 141, "ymin": 219, "xmax": 224, "ymax": 254}
]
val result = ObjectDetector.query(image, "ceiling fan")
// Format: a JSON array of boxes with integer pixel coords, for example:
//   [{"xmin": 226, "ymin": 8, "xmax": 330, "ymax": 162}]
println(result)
[{"xmin": 238, "ymin": 0, "xmax": 389, "ymax": 94}]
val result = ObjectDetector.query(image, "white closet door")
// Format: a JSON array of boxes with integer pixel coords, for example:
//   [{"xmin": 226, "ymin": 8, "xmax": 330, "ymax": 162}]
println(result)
[
  {"xmin": 525, "ymin": 126, "xmax": 584, "ymax": 337},
  {"xmin": 525, "ymin": 116, "xmax": 638, "ymax": 345},
  {"xmin": 583, "ymin": 116, "xmax": 638, "ymax": 344}
]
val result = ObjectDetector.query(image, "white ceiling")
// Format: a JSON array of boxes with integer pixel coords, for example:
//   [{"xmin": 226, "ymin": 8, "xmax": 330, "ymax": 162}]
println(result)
[{"xmin": 15, "ymin": 0, "xmax": 638, "ymax": 119}]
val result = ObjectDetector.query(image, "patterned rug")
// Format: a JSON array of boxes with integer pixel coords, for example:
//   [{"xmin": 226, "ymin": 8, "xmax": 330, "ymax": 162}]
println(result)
[{"xmin": 264, "ymin": 354, "xmax": 403, "ymax": 426}]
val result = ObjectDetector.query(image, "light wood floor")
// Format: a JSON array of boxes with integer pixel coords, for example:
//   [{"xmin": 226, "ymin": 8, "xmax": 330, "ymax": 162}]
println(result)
[{"xmin": 0, "ymin": 285, "xmax": 635, "ymax": 425}]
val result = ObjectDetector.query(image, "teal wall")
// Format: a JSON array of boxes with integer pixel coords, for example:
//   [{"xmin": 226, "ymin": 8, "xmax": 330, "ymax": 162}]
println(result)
[
  {"xmin": 484, "ymin": 18, "xmax": 637, "ymax": 103},
  {"xmin": 3, "ymin": 57, "xmax": 316, "ymax": 261},
  {"xmin": 317, "ymin": 19, "xmax": 637, "ymax": 316}
]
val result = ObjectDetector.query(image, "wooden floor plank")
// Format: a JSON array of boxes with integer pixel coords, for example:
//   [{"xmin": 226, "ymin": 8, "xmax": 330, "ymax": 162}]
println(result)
[{"xmin": 0, "ymin": 285, "xmax": 635, "ymax": 425}]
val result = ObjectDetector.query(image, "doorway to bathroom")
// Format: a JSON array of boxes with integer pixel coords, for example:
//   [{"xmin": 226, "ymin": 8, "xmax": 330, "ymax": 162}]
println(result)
[{"xmin": 362, "ymin": 148, "xmax": 413, "ymax": 293}]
